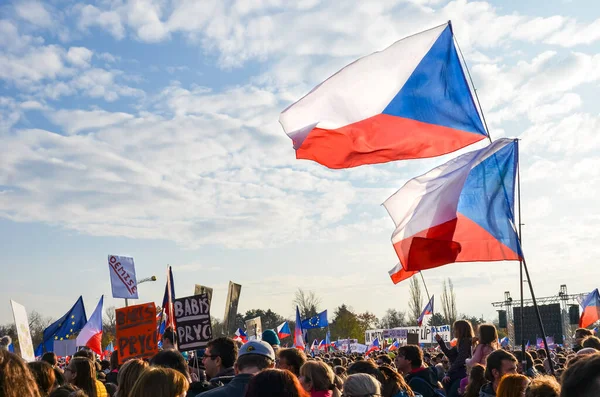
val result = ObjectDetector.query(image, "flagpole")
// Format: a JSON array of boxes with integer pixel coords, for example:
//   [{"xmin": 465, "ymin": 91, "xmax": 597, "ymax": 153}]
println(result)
[
  {"xmin": 517, "ymin": 154, "xmax": 526, "ymax": 364},
  {"xmin": 419, "ymin": 272, "xmax": 435, "ymax": 346}
]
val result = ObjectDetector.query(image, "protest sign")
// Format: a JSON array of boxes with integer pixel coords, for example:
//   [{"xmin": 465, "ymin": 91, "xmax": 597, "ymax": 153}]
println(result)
[
  {"xmin": 367, "ymin": 325, "xmax": 451, "ymax": 345},
  {"xmin": 174, "ymin": 294, "xmax": 213, "ymax": 351},
  {"xmin": 116, "ymin": 302, "xmax": 157, "ymax": 364},
  {"xmin": 350, "ymin": 343, "xmax": 368, "ymax": 353},
  {"xmin": 108, "ymin": 255, "xmax": 138, "ymax": 299},
  {"xmin": 53, "ymin": 340, "xmax": 77, "ymax": 357},
  {"xmin": 10, "ymin": 300, "xmax": 35, "ymax": 361},
  {"xmin": 194, "ymin": 285, "xmax": 213, "ymax": 306},
  {"xmin": 245, "ymin": 316, "xmax": 262, "ymax": 341},
  {"xmin": 223, "ymin": 281, "xmax": 241, "ymax": 336}
]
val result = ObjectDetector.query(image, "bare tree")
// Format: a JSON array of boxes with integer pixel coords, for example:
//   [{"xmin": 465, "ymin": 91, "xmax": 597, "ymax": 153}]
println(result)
[
  {"xmin": 379, "ymin": 309, "xmax": 408, "ymax": 329},
  {"xmin": 28, "ymin": 310, "xmax": 53, "ymax": 347},
  {"xmin": 293, "ymin": 288, "xmax": 321, "ymax": 319},
  {"xmin": 441, "ymin": 278, "xmax": 457, "ymax": 326},
  {"xmin": 408, "ymin": 278, "xmax": 423, "ymax": 325}
]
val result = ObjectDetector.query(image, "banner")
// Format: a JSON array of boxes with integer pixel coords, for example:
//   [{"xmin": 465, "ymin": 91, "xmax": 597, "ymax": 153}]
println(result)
[
  {"xmin": 10, "ymin": 300, "xmax": 35, "ymax": 361},
  {"xmin": 350, "ymin": 343, "xmax": 368, "ymax": 353},
  {"xmin": 108, "ymin": 255, "xmax": 138, "ymax": 299},
  {"xmin": 245, "ymin": 317, "xmax": 262, "ymax": 341},
  {"xmin": 115, "ymin": 302, "xmax": 157, "ymax": 364},
  {"xmin": 223, "ymin": 281, "xmax": 242, "ymax": 336},
  {"xmin": 174, "ymin": 294, "xmax": 213, "ymax": 351},
  {"xmin": 367, "ymin": 325, "xmax": 451, "ymax": 345},
  {"xmin": 194, "ymin": 285, "xmax": 214, "ymax": 306}
]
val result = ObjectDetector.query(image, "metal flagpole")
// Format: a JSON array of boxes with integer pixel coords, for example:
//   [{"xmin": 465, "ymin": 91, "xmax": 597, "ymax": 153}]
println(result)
[
  {"xmin": 517, "ymin": 154, "xmax": 526, "ymax": 366},
  {"xmin": 418, "ymin": 272, "xmax": 435, "ymax": 346}
]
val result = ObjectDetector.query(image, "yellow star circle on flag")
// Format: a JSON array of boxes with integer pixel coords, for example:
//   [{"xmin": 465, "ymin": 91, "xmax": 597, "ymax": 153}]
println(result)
[
  {"xmin": 70, "ymin": 329, "xmax": 73, "ymax": 332},
  {"xmin": 71, "ymin": 315, "xmax": 75, "ymax": 318},
  {"xmin": 66, "ymin": 334, "xmax": 69, "ymax": 338},
  {"xmin": 60, "ymin": 337, "xmax": 63, "ymax": 341},
  {"xmin": 72, "ymin": 322, "xmax": 75, "ymax": 325},
  {"xmin": 55, "ymin": 336, "xmax": 58, "ymax": 340}
]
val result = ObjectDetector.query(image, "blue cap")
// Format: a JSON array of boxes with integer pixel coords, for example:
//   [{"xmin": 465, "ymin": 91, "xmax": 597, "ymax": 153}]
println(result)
[{"xmin": 238, "ymin": 341, "xmax": 275, "ymax": 360}]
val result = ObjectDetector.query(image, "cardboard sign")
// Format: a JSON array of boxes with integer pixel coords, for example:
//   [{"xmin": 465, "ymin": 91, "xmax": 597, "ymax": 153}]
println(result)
[
  {"xmin": 116, "ymin": 303, "xmax": 157, "ymax": 364},
  {"xmin": 108, "ymin": 255, "xmax": 139, "ymax": 299},
  {"xmin": 10, "ymin": 300, "xmax": 35, "ymax": 361},
  {"xmin": 174, "ymin": 294, "xmax": 213, "ymax": 352},
  {"xmin": 223, "ymin": 281, "xmax": 241, "ymax": 336},
  {"xmin": 350, "ymin": 343, "xmax": 368, "ymax": 353},
  {"xmin": 194, "ymin": 285, "xmax": 213, "ymax": 306},
  {"xmin": 245, "ymin": 316, "xmax": 262, "ymax": 341}
]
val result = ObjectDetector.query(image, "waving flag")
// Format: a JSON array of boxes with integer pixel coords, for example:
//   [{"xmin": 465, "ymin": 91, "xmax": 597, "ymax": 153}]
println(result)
[
  {"xmin": 234, "ymin": 328, "xmax": 248, "ymax": 343},
  {"xmin": 525, "ymin": 340, "xmax": 530, "ymax": 349},
  {"xmin": 388, "ymin": 262, "xmax": 419, "ymax": 285},
  {"xmin": 35, "ymin": 296, "xmax": 87, "ymax": 356},
  {"xmin": 389, "ymin": 340, "xmax": 400, "ymax": 351},
  {"xmin": 158, "ymin": 266, "xmax": 176, "ymax": 337},
  {"xmin": 277, "ymin": 321, "xmax": 291, "ymax": 339},
  {"xmin": 325, "ymin": 330, "xmax": 331, "ymax": 352},
  {"xmin": 579, "ymin": 289, "xmax": 600, "ymax": 329},
  {"xmin": 76, "ymin": 296, "xmax": 104, "ymax": 355},
  {"xmin": 311, "ymin": 339, "xmax": 319, "ymax": 351},
  {"xmin": 279, "ymin": 21, "xmax": 487, "ymax": 169},
  {"xmin": 294, "ymin": 306, "xmax": 305, "ymax": 349},
  {"xmin": 418, "ymin": 296, "xmax": 434, "ymax": 326},
  {"xmin": 500, "ymin": 337, "xmax": 509, "ymax": 347},
  {"xmin": 384, "ymin": 138, "xmax": 521, "ymax": 272},
  {"xmin": 302, "ymin": 310, "xmax": 328, "ymax": 329},
  {"xmin": 366, "ymin": 338, "xmax": 380, "ymax": 355}
]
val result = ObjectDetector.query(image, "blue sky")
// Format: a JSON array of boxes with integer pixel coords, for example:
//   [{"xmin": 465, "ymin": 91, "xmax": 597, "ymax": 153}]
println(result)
[{"xmin": 1, "ymin": 0, "xmax": 600, "ymax": 326}]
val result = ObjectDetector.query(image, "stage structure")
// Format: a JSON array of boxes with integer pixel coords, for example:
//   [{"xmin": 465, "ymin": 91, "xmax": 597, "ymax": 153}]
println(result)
[{"xmin": 492, "ymin": 285, "xmax": 588, "ymax": 348}]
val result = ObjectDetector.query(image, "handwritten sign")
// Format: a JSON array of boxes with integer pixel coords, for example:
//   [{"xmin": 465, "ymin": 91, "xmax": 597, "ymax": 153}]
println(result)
[
  {"xmin": 245, "ymin": 317, "xmax": 262, "ymax": 341},
  {"xmin": 367, "ymin": 325, "xmax": 451, "ymax": 345},
  {"xmin": 10, "ymin": 300, "xmax": 35, "ymax": 361},
  {"xmin": 108, "ymin": 255, "xmax": 138, "ymax": 299},
  {"xmin": 194, "ymin": 285, "xmax": 213, "ymax": 306},
  {"xmin": 116, "ymin": 302, "xmax": 157, "ymax": 364},
  {"xmin": 174, "ymin": 294, "xmax": 212, "ymax": 352}
]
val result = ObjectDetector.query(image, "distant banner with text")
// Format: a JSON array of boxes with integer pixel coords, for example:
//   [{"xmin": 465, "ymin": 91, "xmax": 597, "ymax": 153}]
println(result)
[
  {"xmin": 223, "ymin": 282, "xmax": 242, "ymax": 336},
  {"xmin": 108, "ymin": 255, "xmax": 138, "ymax": 299},
  {"xmin": 174, "ymin": 294, "xmax": 213, "ymax": 351},
  {"xmin": 116, "ymin": 302, "xmax": 157, "ymax": 364}
]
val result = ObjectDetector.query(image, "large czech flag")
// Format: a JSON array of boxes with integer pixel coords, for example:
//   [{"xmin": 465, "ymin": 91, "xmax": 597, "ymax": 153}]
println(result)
[
  {"xmin": 579, "ymin": 289, "xmax": 600, "ymax": 329},
  {"xmin": 384, "ymin": 138, "xmax": 521, "ymax": 273},
  {"xmin": 280, "ymin": 21, "xmax": 488, "ymax": 169},
  {"xmin": 76, "ymin": 296, "xmax": 103, "ymax": 355}
]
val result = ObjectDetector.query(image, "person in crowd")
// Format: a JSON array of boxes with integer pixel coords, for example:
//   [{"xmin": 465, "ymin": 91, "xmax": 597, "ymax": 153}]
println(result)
[
  {"xmin": 129, "ymin": 367, "xmax": 189, "ymax": 397},
  {"xmin": 560, "ymin": 352, "xmax": 600, "ymax": 396},
  {"xmin": 436, "ymin": 320, "xmax": 473, "ymax": 397},
  {"xmin": 64, "ymin": 357, "xmax": 100, "ymax": 397},
  {"xmin": 395, "ymin": 345, "xmax": 442, "ymax": 397},
  {"xmin": 581, "ymin": 335, "xmax": 600, "ymax": 351},
  {"xmin": 524, "ymin": 375, "xmax": 560, "ymax": 397},
  {"xmin": 347, "ymin": 360, "xmax": 413, "ymax": 397},
  {"xmin": 116, "ymin": 358, "xmax": 148, "ymax": 397},
  {"xmin": 572, "ymin": 329, "xmax": 593, "ymax": 352},
  {"xmin": 0, "ymin": 349, "xmax": 42, "ymax": 397},
  {"xmin": 342, "ymin": 373, "xmax": 380, "ymax": 397},
  {"xmin": 100, "ymin": 360, "xmax": 110, "ymax": 375},
  {"xmin": 28, "ymin": 361, "xmax": 57, "ymax": 397},
  {"xmin": 104, "ymin": 383, "xmax": 117, "ymax": 397},
  {"xmin": 333, "ymin": 366, "xmax": 346, "ymax": 379},
  {"xmin": 463, "ymin": 364, "xmax": 485, "ymax": 397},
  {"xmin": 299, "ymin": 361, "xmax": 341, "ymax": 397},
  {"xmin": 201, "ymin": 340, "xmax": 275, "ymax": 397},
  {"xmin": 467, "ymin": 324, "xmax": 497, "ymax": 367},
  {"xmin": 496, "ymin": 374, "xmax": 529, "ymax": 397},
  {"xmin": 376, "ymin": 354, "xmax": 393, "ymax": 367},
  {"xmin": 512, "ymin": 351, "xmax": 538, "ymax": 378},
  {"xmin": 246, "ymin": 369, "xmax": 309, "ymax": 397},
  {"xmin": 106, "ymin": 351, "xmax": 119, "ymax": 385},
  {"xmin": 261, "ymin": 330, "xmax": 281, "ymax": 355},
  {"xmin": 53, "ymin": 368, "xmax": 66, "ymax": 388},
  {"xmin": 203, "ymin": 337, "xmax": 238, "ymax": 386},
  {"xmin": 278, "ymin": 348, "xmax": 308, "ymax": 377},
  {"xmin": 163, "ymin": 327, "xmax": 178, "ymax": 351},
  {"xmin": 151, "ymin": 350, "xmax": 191, "ymax": 381},
  {"xmin": 48, "ymin": 385, "xmax": 77, "ymax": 397},
  {"xmin": 42, "ymin": 352, "xmax": 59, "ymax": 368},
  {"xmin": 479, "ymin": 350, "xmax": 518, "ymax": 397}
]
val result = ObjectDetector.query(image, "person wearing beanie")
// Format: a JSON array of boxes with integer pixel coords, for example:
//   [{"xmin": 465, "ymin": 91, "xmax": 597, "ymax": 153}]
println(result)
[
  {"xmin": 0, "ymin": 336, "xmax": 12, "ymax": 351},
  {"xmin": 262, "ymin": 330, "xmax": 280, "ymax": 348}
]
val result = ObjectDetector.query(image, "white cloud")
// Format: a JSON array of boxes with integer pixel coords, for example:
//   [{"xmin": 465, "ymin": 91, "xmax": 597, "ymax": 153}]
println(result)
[
  {"xmin": 0, "ymin": 45, "xmax": 67, "ymax": 84},
  {"xmin": 76, "ymin": 4, "xmax": 125, "ymax": 40},
  {"xmin": 14, "ymin": 1, "xmax": 54, "ymax": 28},
  {"xmin": 66, "ymin": 47, "xmax": 94, "ymax": 68},
  {"xmin": 49, "ymin": 109, "xmax": 135, "ymax": 134},
  {"xmin": 545, "ymin": 17, "xmax": 600, "ymax": 47}
]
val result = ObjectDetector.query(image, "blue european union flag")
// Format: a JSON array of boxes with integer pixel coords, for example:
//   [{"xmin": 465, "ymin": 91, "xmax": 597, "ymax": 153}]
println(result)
[
  {"xmin": 301, "ymin": 310, "xmax": 328, "ymax": 329},
  {"xmin": 35, "ymin": 296, "xmax": 87, "ymax": 356}
]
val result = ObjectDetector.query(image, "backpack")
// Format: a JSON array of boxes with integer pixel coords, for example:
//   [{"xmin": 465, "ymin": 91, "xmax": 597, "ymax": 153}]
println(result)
[{"xmin": 408, "ymin": 376, "xmax": 446, "ymax": 397}]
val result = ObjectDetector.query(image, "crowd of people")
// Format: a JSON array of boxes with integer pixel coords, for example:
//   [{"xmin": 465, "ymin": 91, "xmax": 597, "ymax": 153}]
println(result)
[{"xmin": 2, "ymin": 323, "xmax": 600, "ymax": 397}]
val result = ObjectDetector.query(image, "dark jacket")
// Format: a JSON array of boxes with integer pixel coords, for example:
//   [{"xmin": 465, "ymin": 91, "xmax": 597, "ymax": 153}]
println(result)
[
  {"xmin": 405, "ymin": 367, "xmax": 442, "ymax": 397},
  {"xmin": 208, "ymin": 367, "xmax": 236, "ymax": 387},
  {"xmin": 437, "ymin": 338, "xmax": 471, "ymax": 381},
  {"xmin": 106, "ymin": 369, "xmax": 118, "ymax": 385},
  {"xmin": 198, "ymin": 373, "xmax": 253, "ymax": 397},
  {"xmin": 478, "ymin": 382, "xmax": 495, "ymax": 397}
]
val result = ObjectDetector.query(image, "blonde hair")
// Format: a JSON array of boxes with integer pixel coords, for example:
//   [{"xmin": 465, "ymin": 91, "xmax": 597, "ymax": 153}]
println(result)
[
  {"xmin": 343, "ymin": 373, "xmax": 381, "ymax": 397},
  {"xmin": 129, "ymin": 367, "xmax": 189, "ymax": 397},
  {"xmin": 116, "ymin": 359, "xmax": 148, "ymax": 397},
  {"xmin": 300, "ymin": 361, "xmax": 340, "ymax": 397}
]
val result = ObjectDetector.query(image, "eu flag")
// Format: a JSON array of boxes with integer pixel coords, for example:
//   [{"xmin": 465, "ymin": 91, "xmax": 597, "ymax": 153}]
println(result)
[
  {"xmin": 35, "ymin": 296, "xmax": 87, "ymax": 356},
  {"xmin": 301, "ymin": 310, "xmax": 328, "ymax": 329}
]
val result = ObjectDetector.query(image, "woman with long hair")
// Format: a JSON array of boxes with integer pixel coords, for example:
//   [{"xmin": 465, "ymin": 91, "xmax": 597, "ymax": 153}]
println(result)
[
  {"xmin": 128, "ymin": 367, "xmax": 189, "ymax": 397},
  {"xmin": 28, "ymin": 361, "xmax": 57, "ymax": 397},
  {"xmin": 0, "ymin": 350, "xmax": 42, "ymax": 397},
  {"xmin": 463, "ymin": 364, "xmax": 486, "ymax": 397},
  {"xmin": 64, "ymin": 357, "xmax": 97, "ymax": 397},
  {"xmin": 246, "ymin": 369, "xmax": 310, "ymax": 397},
  {"xmin": 116, "ymin": 359, "xmax": 148, "ymax": 397},
  {"xmin": 466, "ymin": 324, "xmax": 498, "ymax": 367},
  {"xmin": 347, "ymin": 361, "xmax": 414, "ymax": 397},
  {"xmin": 435, "ymin": 319, "xmax": 474, "ymax": 397},
  {"xmin": 496, "ymin": 374, "xmax": 529, "ymax": 397},
  {"xmin": 525, "ymin": 375, "xmax": 560, "ymax": 397},
  {"xmin": 299, "ymin": 361, "xmax": 341, "ymax": 397},
  {"xmin": 342, "ymin": 373, "xmax": 381, "ymax": 397}
]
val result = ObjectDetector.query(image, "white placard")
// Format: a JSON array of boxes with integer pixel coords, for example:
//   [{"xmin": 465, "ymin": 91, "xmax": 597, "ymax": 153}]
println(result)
[
  {"xmin": 10, "ymin": 300, "xmax": 35, "ymax": 361},
  {"xmin": 366, "ymin": 325, "xmax": 452, "ymax": 345},
  {"xmin": 350, "ymin": 343, "xmax": 368, "ymax": 353},
  {"xmin": 245, "ymin": 316, "xmax": 262, "ymax": 341},
  {"xmin": 108, "ymin": 255, "xmax": 138, "ymax": 299}
]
